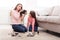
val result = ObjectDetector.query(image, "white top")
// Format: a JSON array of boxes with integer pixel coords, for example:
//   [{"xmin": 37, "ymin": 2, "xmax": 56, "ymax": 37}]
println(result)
[{"xmin": 10, "ymin": 10, "xmax": 24, "ymax": 24}]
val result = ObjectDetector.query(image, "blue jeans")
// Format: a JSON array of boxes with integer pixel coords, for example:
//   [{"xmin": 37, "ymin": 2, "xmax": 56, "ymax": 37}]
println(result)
[
  {"xmin": 12, "ymin": 24, "xmax": 27, "ymax": 32},
  {"xmin": 29, "ymin": 25, "xmax": 38, "ymax": 32}
]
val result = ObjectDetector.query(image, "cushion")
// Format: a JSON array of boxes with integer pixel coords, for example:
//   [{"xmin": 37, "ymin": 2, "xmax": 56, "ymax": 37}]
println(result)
[
  {"xmin": 36, "ymin": 7, "xmax": 53, "ymax": 16},
  {"xmin": 51, "ymin": 6, "xmax": 60, "ymax": 16}
]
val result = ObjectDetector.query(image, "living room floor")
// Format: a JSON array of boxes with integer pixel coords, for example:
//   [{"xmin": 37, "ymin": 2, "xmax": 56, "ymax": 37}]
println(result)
[{"xmin": 0, "ymin": 25, "xmax": 60, "ymax": 40}]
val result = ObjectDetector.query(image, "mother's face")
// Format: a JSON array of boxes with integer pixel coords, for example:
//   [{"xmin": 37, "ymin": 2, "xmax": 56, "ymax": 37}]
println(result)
[{"xmin": 17, "ymin": 4, "xmax": 22, "ymax": 11}]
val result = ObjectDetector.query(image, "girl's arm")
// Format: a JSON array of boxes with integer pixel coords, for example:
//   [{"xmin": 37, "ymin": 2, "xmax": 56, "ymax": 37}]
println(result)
[
  {"xmin": 27, "ymin": 17, "xmax": 30, "ymax": 30},
  {"xmin": 32, "ymin": 18, "xmax": 35, "ymax": 33}
]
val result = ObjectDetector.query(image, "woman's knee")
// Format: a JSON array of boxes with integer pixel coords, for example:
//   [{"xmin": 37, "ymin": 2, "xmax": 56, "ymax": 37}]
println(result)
[
  {"xmin": 21, "ymin": 25, "xmax": 27, "ymax": 32},
  {"xmin": 22, "ymin": 28, "xmax": 27, "ymax": 32}
]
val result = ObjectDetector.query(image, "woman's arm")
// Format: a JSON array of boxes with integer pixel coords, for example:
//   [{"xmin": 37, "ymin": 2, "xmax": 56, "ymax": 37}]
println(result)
[
  {"xmin": 21, "ymin": 14, "xmax": 25, "ymax": 20},
  {"xmin": 10, "ymin": 11, "xmax": 19, "ymax": 20},
  {"xmin": 32, "ymin": 18, "xmax": 35, "ymax": 33}
]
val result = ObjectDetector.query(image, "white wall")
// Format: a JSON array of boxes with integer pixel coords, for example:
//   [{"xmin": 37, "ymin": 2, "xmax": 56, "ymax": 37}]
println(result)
[
  {"xmin": 37, "ymin": 0, "xmax": 60, "ymax": 14},
  {"xmin": 0, "ymin": 0, "xmax": 60, "ymax": 24}
]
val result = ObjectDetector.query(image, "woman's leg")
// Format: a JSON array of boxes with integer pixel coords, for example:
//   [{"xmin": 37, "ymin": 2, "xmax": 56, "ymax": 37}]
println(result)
[
  {"xmin": 16, "ymin": 24, "xmax": 27, "ymax": 32},
  {"xmin": 21, "ymin": 25, "xmax": 27, "ymax": 32},
  {"xmin": 12, "ymin": 25, "xmax": 18, "ymax": 32},
  {"xmin": 11, "ymin": 25, "xmax": 19, "ymax": 36},
  {"xmin": 12, "ymin": 24, "xmax": 27, "ymax": 32}
]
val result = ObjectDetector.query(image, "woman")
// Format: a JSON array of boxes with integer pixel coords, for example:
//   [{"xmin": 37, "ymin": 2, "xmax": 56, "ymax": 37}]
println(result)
[
  {"xmin": 10, "ymin": 3, "xmax": 27, "ymax": 36},
  {"xmin": 27, "ymin": 11, "xmax": 38, "ymax": 37}
]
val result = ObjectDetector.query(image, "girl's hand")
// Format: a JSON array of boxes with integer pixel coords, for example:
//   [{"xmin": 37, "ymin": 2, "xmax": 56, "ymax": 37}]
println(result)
[{"xmin": 32, "ymin": 18, "xmax": 35, "ymax": 33}]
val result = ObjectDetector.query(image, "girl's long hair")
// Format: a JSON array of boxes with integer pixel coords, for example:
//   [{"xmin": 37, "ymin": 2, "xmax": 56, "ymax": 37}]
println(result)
[
  {"xmin": 14, "ymin": 3, "xmax": 22, "ymax": 12},
  {"xmin": 30, "ymin": 11, "xmax": 38, "ymax": 26}
]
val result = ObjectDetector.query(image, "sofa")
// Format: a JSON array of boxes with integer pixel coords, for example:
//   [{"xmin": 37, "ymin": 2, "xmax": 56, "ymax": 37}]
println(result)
[{"xmin": 36, "ymin": 6, "xmax": 60, "ymax": 33}]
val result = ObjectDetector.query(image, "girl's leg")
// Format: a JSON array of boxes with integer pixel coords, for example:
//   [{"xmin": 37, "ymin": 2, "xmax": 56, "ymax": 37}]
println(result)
[
  {"xmin": 27, "ymin": 25, "xmax": 35, "ymax": 37},
  {"xmin": 29, "ymin": 25, "xmax": 38, "ymax": 32}
]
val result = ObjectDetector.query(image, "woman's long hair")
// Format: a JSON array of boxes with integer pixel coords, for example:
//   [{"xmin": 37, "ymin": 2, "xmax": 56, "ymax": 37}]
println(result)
[
  {"xmin": 14, "ymin": 3, "xmax": 22, "ymax": 12},
  {"xmin": 30, "ymin": 11, "xmax": 38, "ymax": 26}
]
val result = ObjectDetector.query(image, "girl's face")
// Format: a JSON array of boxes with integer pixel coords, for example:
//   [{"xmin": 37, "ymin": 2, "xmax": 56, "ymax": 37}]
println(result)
[{"xmin": 17, "ymin": 5, "xmax": 22, "ymax": 11}]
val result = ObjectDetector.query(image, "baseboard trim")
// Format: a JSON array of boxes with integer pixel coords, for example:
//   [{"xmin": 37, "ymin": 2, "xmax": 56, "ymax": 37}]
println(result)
[{"xmin": 46, "ymin": 30, "xmax": 60, "ymax": 37}]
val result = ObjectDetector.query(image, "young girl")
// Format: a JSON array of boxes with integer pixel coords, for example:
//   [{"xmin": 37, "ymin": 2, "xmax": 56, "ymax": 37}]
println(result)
[{"xmin": 27, "ymin": 11, "xmax": 38, "ymax": 37}]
